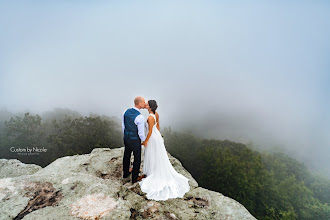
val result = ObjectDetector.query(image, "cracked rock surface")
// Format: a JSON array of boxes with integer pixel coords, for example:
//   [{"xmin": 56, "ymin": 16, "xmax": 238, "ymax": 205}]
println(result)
[{"xmin": 0, "ymin": 147, "xmax": 256, "ymax": 220}]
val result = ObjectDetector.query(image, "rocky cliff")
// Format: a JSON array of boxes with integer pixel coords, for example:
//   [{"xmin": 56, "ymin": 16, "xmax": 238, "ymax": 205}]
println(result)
[{"xmin": 0, "ymin": 148, "xmax": 256, "ymax": 220}]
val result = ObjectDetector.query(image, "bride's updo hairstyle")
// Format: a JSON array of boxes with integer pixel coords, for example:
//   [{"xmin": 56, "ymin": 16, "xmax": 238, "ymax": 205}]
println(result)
[{"xmin": 148, "ymin": 100, "xmax": 158, "ymax": 114}]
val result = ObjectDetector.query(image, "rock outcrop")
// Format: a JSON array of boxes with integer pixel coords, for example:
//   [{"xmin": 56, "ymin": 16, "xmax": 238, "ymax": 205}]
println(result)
[{"xmin": 0, "ymin": 148, "xmax": 256, "ymax": 220}]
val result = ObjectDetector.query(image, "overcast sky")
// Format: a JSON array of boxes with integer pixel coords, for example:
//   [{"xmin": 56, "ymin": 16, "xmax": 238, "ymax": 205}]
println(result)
[{"xmin": 0, "ymin": 1, "xmax": 329, "ymax": 175}]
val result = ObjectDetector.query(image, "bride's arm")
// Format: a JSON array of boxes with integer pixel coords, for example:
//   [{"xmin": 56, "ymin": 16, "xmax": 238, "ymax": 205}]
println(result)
[
  {"xmin": 142, "ymin": 115, "xmax": 155, "ymax": 147},
  {"xmin": 156, "ymin": 112, "xmax": 160, "ymax": 131}
]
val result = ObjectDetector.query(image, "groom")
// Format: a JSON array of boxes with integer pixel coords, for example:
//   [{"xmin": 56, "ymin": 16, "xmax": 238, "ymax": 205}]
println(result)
[{"xmin": 122, "ymin": 96, "xmax": 147, "ymax": 184}]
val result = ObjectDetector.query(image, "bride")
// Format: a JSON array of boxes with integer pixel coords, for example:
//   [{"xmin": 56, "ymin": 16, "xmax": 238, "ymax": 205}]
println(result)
[{"xmin": 139, "ymin": 100, "xmax": 190, "ymax": 201}]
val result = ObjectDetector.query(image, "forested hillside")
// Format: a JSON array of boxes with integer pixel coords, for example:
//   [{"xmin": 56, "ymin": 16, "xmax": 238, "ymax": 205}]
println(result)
[
  {"xmin": 162, "ymin": 128, "xmax": 330, "ymax": 220},
  {"xmin": 0, "ymin": 109, "xmax": 329, "ymax": 219},
  {"xmin": 0, "ymin": 109, "xmax": 122, "ymax": 167}
]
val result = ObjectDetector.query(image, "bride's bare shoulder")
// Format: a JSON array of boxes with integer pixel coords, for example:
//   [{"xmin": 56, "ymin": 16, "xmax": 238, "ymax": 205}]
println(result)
[{"xmin": 148, "ymin": 114, "xmax": 155, "ymax": 122}]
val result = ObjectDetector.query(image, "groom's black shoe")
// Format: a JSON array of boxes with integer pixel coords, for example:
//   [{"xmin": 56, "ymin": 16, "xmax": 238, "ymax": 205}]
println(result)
[
  {"xmin": 123, "ymin": 171, "xmax": 132, "ymax": 179},
  {"xmin": 132, "ymin": 175, "xmax": 145, "ymax": 184}
]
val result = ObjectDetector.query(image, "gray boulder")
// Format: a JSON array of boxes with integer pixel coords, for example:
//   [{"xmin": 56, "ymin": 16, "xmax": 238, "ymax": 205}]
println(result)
[
  {"xmin": 0, "ymin": 159, "xmax": 42, "ymax": 179},
  {"xmin": 0, "ymin": 147, "xmax": 256, "ymax": 220}
]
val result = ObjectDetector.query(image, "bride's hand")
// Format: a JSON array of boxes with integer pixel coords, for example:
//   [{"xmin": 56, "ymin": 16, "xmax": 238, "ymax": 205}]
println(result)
[{"xmin": 142, "ymin": 141, "xmax": 148, "ymax": 147}]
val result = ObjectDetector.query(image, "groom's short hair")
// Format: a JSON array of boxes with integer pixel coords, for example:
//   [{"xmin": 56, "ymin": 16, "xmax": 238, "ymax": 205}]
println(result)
[{"xmin": 134, "ymin": 96, "xmax": 144, "ymax": 105}]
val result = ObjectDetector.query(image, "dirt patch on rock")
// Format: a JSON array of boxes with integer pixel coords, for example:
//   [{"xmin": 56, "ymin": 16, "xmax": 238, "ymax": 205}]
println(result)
[
  {"xmin": 113, "ymin": 164, "xmax": 123, "ymax": 178},
  {"xmin": 109, "ymin": 157, "xmax": 118, "ymax": 163},
  {"xmin": 185, "ymin": 196, "xmax": 209, "ymax": 208},
  {"xmin": 96, "ymin": 163, "xmax": 123, "ymax": 180},
  {"xmin": 14, "ymin": 181, "xmax": 62, "ymax": 220}
]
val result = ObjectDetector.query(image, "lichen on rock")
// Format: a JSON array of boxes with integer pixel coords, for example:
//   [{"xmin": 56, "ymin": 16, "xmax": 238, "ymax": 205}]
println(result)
[{"xmin": 70, "ymin": 193, "xmax": 118, "ymax": 219}]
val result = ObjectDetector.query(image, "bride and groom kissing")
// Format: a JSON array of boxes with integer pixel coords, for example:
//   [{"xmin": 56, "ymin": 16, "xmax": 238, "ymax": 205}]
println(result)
[{"xmin": 122, "ymin": 96, "xmax": 190, "ymax": 201}]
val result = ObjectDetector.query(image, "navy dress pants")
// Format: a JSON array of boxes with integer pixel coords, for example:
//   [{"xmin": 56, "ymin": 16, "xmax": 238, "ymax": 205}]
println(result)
[{"xmin": 123, "ymin": 138, "xmax": 141, "ymax": 182}]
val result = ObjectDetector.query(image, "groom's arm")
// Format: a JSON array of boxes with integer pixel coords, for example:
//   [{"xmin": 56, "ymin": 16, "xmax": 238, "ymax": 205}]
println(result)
[
  {"xmin": 135, "ymin": 115, "xmax": 146, "ymax": 142},
  {"xmin": 121, "ymin": 111, "xmax": 125, "ymax": 134}
]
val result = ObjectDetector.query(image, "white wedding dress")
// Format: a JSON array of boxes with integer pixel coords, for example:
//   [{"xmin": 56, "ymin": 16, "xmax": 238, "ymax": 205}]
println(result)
[{"xmin": 139, "ymin": 113, "xmax": 190, "ymax": 201}]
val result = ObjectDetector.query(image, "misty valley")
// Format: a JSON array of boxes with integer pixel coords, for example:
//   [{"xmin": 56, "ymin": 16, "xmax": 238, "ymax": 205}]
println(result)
[{"xmin": 0, "ymin": 108, "xmax": 329, "ymax": 220}]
